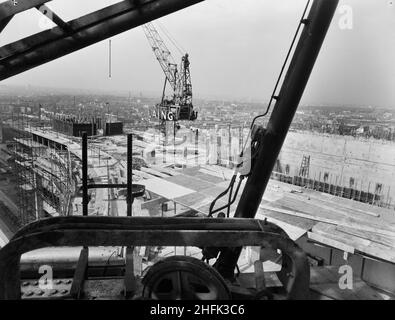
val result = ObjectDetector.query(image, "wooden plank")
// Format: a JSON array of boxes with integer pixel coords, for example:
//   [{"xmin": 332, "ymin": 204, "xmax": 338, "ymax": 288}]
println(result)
[
  {"xmin": 167, "ymin": 174, "xmax": 214, "ymax": 192},
  {"xmin": 70, "ymin": 247, "xmax": 89, "ymax": 299},
  {"xmin": 124, "ymin": 246, "xmax": 137, "ymax": 297},
  {"xmin": 133, "ymin": 170, "xmax": 156, "ymax": 180},
  {"xmin": 151, "ymin": 165, "xmax": 180, "ymax": 176},
  {"xmin": 273, "ymin": 197, "xmax": 351, "ymax": 226},
  {"xmin": 141, "ymin": 197, "xmax": 168, "ymax": 210},
  {"xmin": 200, "ymin": 164, "xmax": 234, "ymax": 180},
  {"xmin": 336, "ymin": 226, "xmax": 395, "ymax": 249},
  {"xmin": 198, "ymin": 168, "xmax": 227, "ymax": 180},
  {"xmin": 0, "ymin": 215, "xmax": 13, "ymax": 242},
  {"xmin": 194, "ymin": 172, "xmax": 224, "ymax": 184},
  {"xmin": 140, "ymin": 167, "xmax": 169, "ymax": 178},
  {"xmin": 313, "ymin": 223, "xmax": 371, "ymax": 247},
  {"xmin": 254, "ymin": 261, "xmax": 266, "ymax": 291},
  {"xmin": 308, "ymin": 232, "xmax": 355, "ymax": 254},
  {"xmin": 256, "ymin": 213, "xmax": 308, "ymax": 241},
  {"xmin": 0, "ymin": 190, "xmax": 19, "ymax": 216},
  {"xmin": 195, "ymin": 203, "xmax": 214, "ymax": 215},
  {"xmin": 267, "ymin": 181, "xmax": 302, "ymax": 194},
  {"xmin": 308, "ymin": 193, "xmax": 379, "ymax": 217},
  {"xmin": 259, "ymin": 203, "xmax": 395, "ymax": 238},
  {"xmin": 303, "ymin": 188, "xmax": 392, "ymax": 217},
  {"xmin": 257, "ymin": 207, "xmax": 317, "ymax": 231},
  {"xmin": 174, "ymin": 192, "xmax": 216, "ymax": 211},
  {"xmin": 313, "ymin": 223, "xmax": 395, "ymax": 263},
  {"xmin": 200, "ymin": 186, "xmax": 231, "ymax": 198},
  {"xmin": 178, "ymin": 167, "xmax": 201, "ymax": 176},
  {"xmin": 275, "ymin": 196, "xmax": 352, "ymax": 222},
  {"xmin": 286, "ymin": 191, "xmax": 380, "ymax": 218},
  {"xmin": 141, "ymin": 177, "xmax": 195, "ymax": 199}
]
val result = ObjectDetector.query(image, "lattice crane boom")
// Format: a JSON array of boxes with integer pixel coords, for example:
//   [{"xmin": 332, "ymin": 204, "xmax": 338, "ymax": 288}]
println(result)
[
  {"xmin": 142, "ymin": 22, "xmax": 178, "ymax": 92},
  {"xmin": 142, "ymin": 22, "xmax": 196, "ymax": 121}
]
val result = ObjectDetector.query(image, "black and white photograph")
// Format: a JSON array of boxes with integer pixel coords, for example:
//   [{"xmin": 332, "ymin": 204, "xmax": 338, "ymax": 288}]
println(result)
[{"xmin": 0, "ymin": 0, "xmax": 394, "ymax": 308}]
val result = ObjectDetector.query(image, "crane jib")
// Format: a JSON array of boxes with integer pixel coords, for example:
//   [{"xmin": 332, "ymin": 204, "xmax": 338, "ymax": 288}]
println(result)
[{"xmin": 142, "ymin": 22, "xmax": 197, "ymax": 122}]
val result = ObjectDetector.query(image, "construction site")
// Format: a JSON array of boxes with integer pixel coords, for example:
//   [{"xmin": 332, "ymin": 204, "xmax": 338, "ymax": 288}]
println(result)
[{"xmin": 0, "ymin": 0, "xmax": 395, "ymax": 303}]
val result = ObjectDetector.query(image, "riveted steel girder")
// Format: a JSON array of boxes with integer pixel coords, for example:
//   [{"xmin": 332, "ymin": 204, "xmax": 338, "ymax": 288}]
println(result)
[{"xmin": 0, "ymin": 0, "xmax": 204, "ymax": 81}]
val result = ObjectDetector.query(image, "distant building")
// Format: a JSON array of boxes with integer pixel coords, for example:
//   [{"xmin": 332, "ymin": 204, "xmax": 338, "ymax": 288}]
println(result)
[{"xmin": 104, "ymin": 122, "xmax": 123, "ymax": 136}]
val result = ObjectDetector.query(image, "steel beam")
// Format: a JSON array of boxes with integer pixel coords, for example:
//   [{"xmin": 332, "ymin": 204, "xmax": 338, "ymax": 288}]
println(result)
[
  {"xmin": 214, "ymin": 0, "xmax": 339, "ymax": 279},
  {"xmin": 88, "ymin": 184, "xmax": 126, "ymax": 189},
  {"xmin": 127, "ymin": 133, "xmax": 133, "ymax": 217},
  {"xmin": 0, "ymin": 16, "xmax": 12, "ymax": 33},
  {"xmin": 0, "ymin": 0, "xmax": 204, "ymax": 81},
  {"xmin": 35, "ymin": 4, "xmax": 71, "ymax": 32},
  {"xmin": 0, "ymin": 0, "xmax": 51, "ymax": 21},
  {"xmin": 82, "ymin": 132, "xmax": 88, "ymax": 217},
  {"xmin": 0, "ymin": 217, "xmax": 309, "ymax": 300}
]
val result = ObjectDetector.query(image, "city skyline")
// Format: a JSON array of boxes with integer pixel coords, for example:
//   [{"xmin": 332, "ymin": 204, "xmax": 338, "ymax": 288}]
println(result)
[
  {"xmin": 0, "ymin": 82, "xmax": 393, "ymax": 110},
  {"xmin": 0, "ymin": 0, "xmax": 394, "ymax": 107}
]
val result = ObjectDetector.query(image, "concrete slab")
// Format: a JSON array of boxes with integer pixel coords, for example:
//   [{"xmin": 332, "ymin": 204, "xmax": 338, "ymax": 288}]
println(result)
[
  {"xmin": 141, "ymin": 177, "xmax": 195, "ymax": 200},
  {"xmin": 166, "ymin": 174, "xmax": 214, "ymax": 192}
]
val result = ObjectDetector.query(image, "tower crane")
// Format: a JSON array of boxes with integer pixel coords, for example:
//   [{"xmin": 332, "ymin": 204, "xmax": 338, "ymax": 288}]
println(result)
[{"xmin": 142, "ymin": 22, "xmax": 197, "ymax": 126}]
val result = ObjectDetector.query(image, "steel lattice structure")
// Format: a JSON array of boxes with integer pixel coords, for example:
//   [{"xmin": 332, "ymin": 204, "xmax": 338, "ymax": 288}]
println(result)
[{"xmin": 0, "ymin": 0, "xmax": 204, "ymax": 81}]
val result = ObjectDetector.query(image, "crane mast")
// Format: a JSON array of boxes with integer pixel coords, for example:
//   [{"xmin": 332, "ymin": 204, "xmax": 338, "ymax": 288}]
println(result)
[{"xmin": 177, "ymin": 54, "xmax": 193, "ymax": 117}]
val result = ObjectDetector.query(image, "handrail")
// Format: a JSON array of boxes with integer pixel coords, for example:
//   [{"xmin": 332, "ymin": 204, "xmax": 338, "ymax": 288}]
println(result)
[{"xmin": 0, "ymin": 216, "xmax": 310, "ymax": 300}]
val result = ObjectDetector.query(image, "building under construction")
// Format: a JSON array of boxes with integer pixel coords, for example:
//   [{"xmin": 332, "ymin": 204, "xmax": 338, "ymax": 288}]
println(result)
[
  {"xmin": 0, "ymin": 110, "xmax": 129, "ymax": 228},
  {"xmin": 1, "ymin": 0, "xmax": 395, "ymax": 303},
  {"xmin": 52, "ymin": 116, "xmax": 98, "ymax": 137}
]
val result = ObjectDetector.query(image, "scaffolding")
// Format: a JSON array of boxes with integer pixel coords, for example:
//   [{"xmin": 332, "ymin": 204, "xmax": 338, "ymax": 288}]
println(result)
[
  {"xmin": 12, "ymin": 112, "xmax": 36, "ymax": 225},
  {"xmin": 299, "ymin": 155, "xmax": 310, "ymax": 178},
  {"xmin": 11, "ymin": 112, "xmax": 75, "ymax": 226}
]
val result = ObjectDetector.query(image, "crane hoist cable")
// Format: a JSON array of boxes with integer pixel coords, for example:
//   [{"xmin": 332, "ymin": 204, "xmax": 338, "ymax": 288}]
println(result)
[
  {"xmin": 238, "ymin": 0, "xmax": 312, "ymax": 162},
  {"xmin": 109, "ymin": 39, "xmax": 112, "ymax": 78},
  {"xmin": 156, "ymin": 21, "xmax": 186, "ymax": 56},
  {"xmin": 208, "ymin": 0, "xmax": 312, "ymax": 218},
  {"xmin": 250, "ymin": 0, "xmax": 311, "ymax": 129}
]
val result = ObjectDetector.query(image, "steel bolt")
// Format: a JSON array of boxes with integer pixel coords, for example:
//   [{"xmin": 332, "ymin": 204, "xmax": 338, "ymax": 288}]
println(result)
[
  {"xmin": 35, "ymin": 289, "xmax": 44, "ymax": 296},
  {"xmin": 49, "ymin": 289, "xmax": 58, "ymax": 296},
  {"xmin": 24, "ymin": 291, "xmax": 34, "ymax": 297}
]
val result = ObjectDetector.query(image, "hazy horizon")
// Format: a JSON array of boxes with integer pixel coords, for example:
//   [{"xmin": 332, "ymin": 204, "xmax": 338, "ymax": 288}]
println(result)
[{"xmin": 1, "ymin": 83, "xmax": 391, "ymax": 111}]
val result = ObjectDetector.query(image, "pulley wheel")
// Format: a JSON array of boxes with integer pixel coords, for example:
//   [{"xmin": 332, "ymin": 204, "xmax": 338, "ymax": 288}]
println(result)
[{"xmin": 142, "ymin": 256, "xmax": 231, "ymax": 300}]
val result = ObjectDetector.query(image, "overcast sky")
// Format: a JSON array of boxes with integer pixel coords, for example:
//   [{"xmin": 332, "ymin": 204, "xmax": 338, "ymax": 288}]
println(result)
[{"xmin": 0, "ymin": 0, "xmax": 394, "ymax": 107}]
